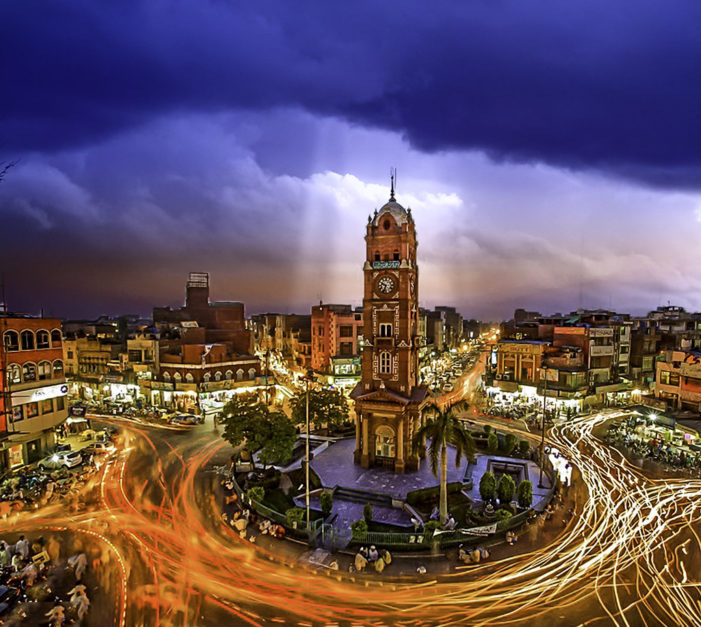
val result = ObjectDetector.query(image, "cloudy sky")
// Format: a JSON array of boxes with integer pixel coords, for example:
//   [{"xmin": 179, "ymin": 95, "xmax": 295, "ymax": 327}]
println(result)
[{"xmin": 2, "ymin": 0, "xmax": 701, "ymax": 320}]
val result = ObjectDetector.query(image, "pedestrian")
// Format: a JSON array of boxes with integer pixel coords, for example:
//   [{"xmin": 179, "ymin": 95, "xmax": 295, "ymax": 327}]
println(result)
[
  {"xmin": 68, "ymin": 583, "xmax": 87, "ymax": 605},
  {"xmin": 416, "ymin": 565, "xmax": 427, "ymax": 574},
  {"xmin": 354, "ymin": 551, "xmax": 367, "ymax": 572},
  {"xmin": 74, "ymin": 591, "xmax": 90, "ymax": 621},
  {"xmin": 380, "ymin": 549, "xmax": 392, "ymax": 565},
  {"xmin": 374, "ymin": 556, "xmax": 386, "ymax": 573},
  {"xmin": 15, "ymin": 535, "xmax": 29, "ymax": 560},
  {"xmin": 368, "ymin": 546, "xmax": 379, "ymax": 562},
  {"xmin": 0, "ymin": 540, "xmax": 12, "ymax": 566},
  {"xmin": 45, "ymin": 604, "xmax": 66, "ymax": 627},
  {"xmin": 68, "ymin": 552, "xmax": 88, "ymax": 581}
]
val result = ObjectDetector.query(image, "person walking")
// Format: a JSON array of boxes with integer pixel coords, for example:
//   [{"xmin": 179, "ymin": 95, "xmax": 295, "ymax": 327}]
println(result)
[
  {"xmin": 45, "ymin": 604, "xmax": 66, "ymax": 627},
  {"xmin": 15, "ymin": 535, "xmax": 30, "ymax": 560}
]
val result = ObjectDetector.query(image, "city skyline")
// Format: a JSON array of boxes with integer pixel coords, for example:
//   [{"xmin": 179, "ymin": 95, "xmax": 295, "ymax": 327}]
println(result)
[{"xmin": 3, "ymin": 1, "xmax": 701, "ymax": 319}]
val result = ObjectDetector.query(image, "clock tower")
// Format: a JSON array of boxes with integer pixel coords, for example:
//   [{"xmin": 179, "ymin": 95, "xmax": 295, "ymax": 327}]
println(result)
[{"xmin": 350, "ymin": 178, "xmax": 428, "ymax": 473}]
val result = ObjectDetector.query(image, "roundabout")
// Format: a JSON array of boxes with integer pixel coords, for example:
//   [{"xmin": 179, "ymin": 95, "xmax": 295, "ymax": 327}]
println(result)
[{"xmin": 2, "ymin": 410, "xmax": 699, "ymax": 625}]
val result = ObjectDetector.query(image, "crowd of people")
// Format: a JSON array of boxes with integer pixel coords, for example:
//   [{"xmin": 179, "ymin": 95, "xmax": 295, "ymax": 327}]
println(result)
[
  {"xmin": 352, "ymin": 545, "xmax": 392, "ymax": 573},
  {"xmin": 0, "ymin": 532, "xmax": 93, "ymax": 625}
]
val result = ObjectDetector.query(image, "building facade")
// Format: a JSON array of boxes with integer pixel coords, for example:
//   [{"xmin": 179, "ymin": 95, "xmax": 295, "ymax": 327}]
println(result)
[
  {"xmin": 1, "ymin": 316, "xmax": 68, "ymax": 469},
  {"xmin": 351, "ymin": 184, "xmax": 428, "ymax": 473},
  {"xmin": 311, "ymin": 304, "xmax": 363, "ymax": 385}
]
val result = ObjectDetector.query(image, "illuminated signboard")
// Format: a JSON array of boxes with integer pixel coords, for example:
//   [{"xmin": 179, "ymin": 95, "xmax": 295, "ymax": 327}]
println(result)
[
  {"xmin": 372, "ymin": 260, "xmax": 400, "ymax": 269},
  {"xmin": 12, "ymin": 383, "xmax": 68, "ymax": 405}
]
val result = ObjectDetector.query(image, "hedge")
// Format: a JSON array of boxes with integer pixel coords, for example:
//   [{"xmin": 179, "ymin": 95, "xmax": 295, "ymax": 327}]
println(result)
[{"xmin": 406, "ymin": 482, "xmax": 463, "ymax": 506}]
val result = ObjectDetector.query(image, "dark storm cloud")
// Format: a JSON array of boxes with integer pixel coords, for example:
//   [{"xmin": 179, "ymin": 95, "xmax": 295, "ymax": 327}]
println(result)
[{"xmin": 3, "ymin": 1, "xmax": 701, "ymax": 185}]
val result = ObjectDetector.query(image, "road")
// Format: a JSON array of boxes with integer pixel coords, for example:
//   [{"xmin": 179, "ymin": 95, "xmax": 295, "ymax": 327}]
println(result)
[{"xmin": 2, "ymin": 407, "xmax": 700, "ymax": 625}]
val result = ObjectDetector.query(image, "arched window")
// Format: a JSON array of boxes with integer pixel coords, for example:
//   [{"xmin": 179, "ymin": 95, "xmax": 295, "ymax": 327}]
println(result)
[
  {"xmin": 214, "ymin": 371, "xmax": 222, "ymax": 382},
  {"xmin": 225, "ymin": 370, "xmax": 233, "ymax": 380},
  {"xmin": 173, "ymin": 372, "xmax": 182, "ymax": 382},
  {"xmin": 375, "ymin": 425, "xmax": 395, "ymax": 458},
  {"xmin": 248, "ymin": 367, "xmax": 256, "ymax": 379},
  {"xmin": 53, "ymin": 360, "xmax": 64, "ymax": 378},
  {"xmin": 393, "ymin": 250, "xmax": 400, "ymax": 261},
  {"xmin": 36, "ymin": 330, "xmax": 50, "ymax": 349},
  {"xmin": 22, "ymin": 363, "xmax": 37, "ymax": 382},
  {"xmin": 374, "ymin": 251, "xmax": 380, "ymax": 261},
  {"xmin": 51, "ymin": 329, "xmax": 62, "ymax": 345},
  {"xmin": 185, "ymin": 373, "xmax": 194, "ymax": 383},
  {"xmin": 20, "ymin": 330, "xmax": 35, "ymax": 351},
  {"xmin": 203, "ymin": 372, "xmax": 211, "ymax": 382},
  {"xmin": 379, "ymin": 323, "xmax": 392, "ymax": 337},
  {"xmin": 6, "ymin": 364, "xmax": 21, "ymax": 384},
  {"xmin": 236, "ymin": 369, "xmax": 244, "ymax": 381},
  {"xmin": 3, "ymin": 331, "xmax": 19, "ymax": 352},
  {"xmin": 379, "ymin": 351, "xmax": 391, "ymax": 374},
  {"xmin": 163, "ymin": 371, "xmax": 172, "ymax": 382},
  {"xmin": 38, "ymin": 361, "xmax": 52, "ymax": 380}
]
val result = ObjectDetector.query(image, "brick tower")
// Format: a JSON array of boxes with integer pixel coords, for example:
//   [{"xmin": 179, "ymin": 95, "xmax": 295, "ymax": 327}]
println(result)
[{"xmin": 351, "ymin": 177, "xmax": 428, "ymax": 473}]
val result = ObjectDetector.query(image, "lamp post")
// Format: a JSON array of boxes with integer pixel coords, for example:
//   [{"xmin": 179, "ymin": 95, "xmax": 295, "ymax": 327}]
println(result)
[
  {"xmin": 539, "ymin": 364, "xmax": 548, "ymax": 489},
  {"xmin": 304, "ymin": 368, "xmax": 315, "ymax": 530}
]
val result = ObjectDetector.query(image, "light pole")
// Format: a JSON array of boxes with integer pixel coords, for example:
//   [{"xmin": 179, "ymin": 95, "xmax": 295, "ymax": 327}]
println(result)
[
  {"xmin": 539, "ymin": 364, "xmax": 548, "ymax": 489},
  {"xmin": 304, "ymin": 368, "xmax": 315, "ymax": 530}
]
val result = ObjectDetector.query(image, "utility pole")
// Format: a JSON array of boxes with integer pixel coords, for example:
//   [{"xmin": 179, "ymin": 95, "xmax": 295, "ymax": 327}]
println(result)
[
  {"xmin": 538, "ymin": 364, "xmax": 548, "ymax": 489},
  {"xmin": 304, "ymin": 369, "xmax": 315, "ymax": 531}
]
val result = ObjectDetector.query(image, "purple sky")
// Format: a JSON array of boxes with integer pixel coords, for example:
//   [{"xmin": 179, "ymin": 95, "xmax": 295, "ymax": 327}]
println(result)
[{"xmin": 2, "ymin": 1, "xmax": 701, "ymax": 320}]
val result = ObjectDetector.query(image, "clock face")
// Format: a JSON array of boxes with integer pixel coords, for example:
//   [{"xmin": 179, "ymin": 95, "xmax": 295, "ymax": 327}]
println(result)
[{"xmin": 377, "ymin": 275, "xmax": 396, "ymax": 294}]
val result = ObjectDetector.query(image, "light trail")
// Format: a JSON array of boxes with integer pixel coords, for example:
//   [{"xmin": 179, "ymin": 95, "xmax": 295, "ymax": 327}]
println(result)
[{"xmin": 1, "ymin": 410, "xmax": 699, "ymax": 625}]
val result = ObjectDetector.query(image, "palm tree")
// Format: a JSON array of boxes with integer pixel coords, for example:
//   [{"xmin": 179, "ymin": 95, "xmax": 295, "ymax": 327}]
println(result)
[{"xmin": 412, "ymin": 400, "xmax": 476, "ymax": 525}]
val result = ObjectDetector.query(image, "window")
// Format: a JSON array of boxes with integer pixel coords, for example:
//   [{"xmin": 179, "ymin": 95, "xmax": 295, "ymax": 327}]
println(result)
[
  {"xmin": 339, "ymin": 326, "xmax": 353, "ymax": 338},
  {"xmin": 6, "ymin": 364, "xmax": 21, "ymax": 384},
  {"xmin": 248, "ymin": 367, "xmax": 256, "ymax": 379},
  {"xmin": 375, "ymin": 425, "xmax": 395, "ymax": 458},
  {"xmin": 379, "ymin": 323, "xmax": 392, "ymax": 337},
  {"xmin": 38, "ymin": 361, "xmax": 52, "ymax": 380},
  {"xmin": 51, "ymin": 329, "xmax": 62, "ymax": 345},
  {"xmin": 185, "ymin": 373, "xmax": 194, "ymax": 383},
  {"xmin": 317, "ymin": 326, "xmax": 324, "ymax": 337},
  {"xmin": 383, "ymin": 219, "xmax": 391, "ymax": 230},
  {"xmin": 393, "ymin": 250, "xmax": 400, "ymax": 261},
  {"xmin": 214, "ymin": 371, "xmax": 222, "ymax": 381},
  {"xmin": 225, "ymin": 370, "xmax": 233, "ymax": 380},
  {"xmin": 374, "ymin": 252, "xmax": 380, "ymax": 261},
  {"xmin": 22, "ymin": 363, "xmax": 37, "ymax": 382},
  {"xmin": 55, "ymin": 396, "xmax": 65, "ymax": 411},
  {"xmin": 379, "ymin": 351, "xmax": 391, "ymax": 374},
  {"xmin": 3, "ymin": 331, "xmax": 19, "ymax": 352},
  {"xmin": 25, "ymin": 403, "xmax": 39, "ymax": 419},
  {"xmin": 67, "ymin": 351, "xmax": 74, "ymax": 359},
  {"xmin": 20, "ymin": 330, "xmax": 35, "ymax": 351},
  {"xmin": 203, "ymin": 372, "xmax": 211, "ymax": 382},
  {"xmin": 173, "ymin": 372, "xmax": 182, "ymax": 382},
  {"xmin": 53, "ymin": 360, "xmax": 63, "ymax": 378},
  {"xmin": 660, "ymin": 371, "xmax": 680, "ymax": 386},
  {"xmin": 340, "ymin": 342, "xmax": 353, "ymax": 356},
  {"xmin": 36, "ymin": 330, "xmax": 50, "ymax": 349},
  {"xmin": 236, "ymin": 369, "xmax": 244, "ymax": 381},
  {"xmin": 163, "ymin": 371, "xmax": 171, "ymax": 381},
  {"xmin": 11, "ymin": 407, "xmax": 23, "ymax": 423},
  {"xmin": 40, "ymin": 399, "xmax": 53, "ymax": 414}
]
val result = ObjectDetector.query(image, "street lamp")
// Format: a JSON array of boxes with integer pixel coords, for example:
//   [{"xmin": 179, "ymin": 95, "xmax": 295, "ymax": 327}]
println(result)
[{"xmin": 304, "ymin": 368, "xmax": 316, "ymax": 531}]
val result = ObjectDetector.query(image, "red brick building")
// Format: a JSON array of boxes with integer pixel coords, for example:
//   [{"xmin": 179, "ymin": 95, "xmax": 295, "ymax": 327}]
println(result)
[
  {"xmin": 351, "ymin": 183, "xmax": 428, "ymax": 473},
  {"xmin": 1, "ymin": 315, "xmax": 68, "ymax": 469},
  {"xmin": 311, "ymin": 304, "xmax": 363, "ymax": 372}
]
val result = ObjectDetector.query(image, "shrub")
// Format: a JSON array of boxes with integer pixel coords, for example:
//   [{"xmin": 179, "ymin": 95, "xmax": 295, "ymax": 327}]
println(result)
[
  {"xmin": 423, "ymin": 520, "xmax": 441, "ymax": 535},
  {"xmin": 247, "ymin": 486, "xmax": 265, "ymax": 504},
  {"xmin": 487, "ymin": 433, "xmax": 499, "ymax": 453},
  {"xmin": 351, "ymin": 519, "xmax": 368, "ymax": 540},
  {"xmin": 320, "ymin": 491, "xmax": 333, "ymax": 518},
  {"xmin": 479, "ymin": 471, "xmax": 496, "ymax": 501},
  {"xmin": 285, "ymin": 507, "xmax": 305, "ymax": 527},
  {"xmin": 518, "ymin": 440, "xmax": 530, "ymax": 457},
  {"xmin": 497, "ymin": 474, "xmax": 516, "ymax": 504},
  {"xmin": 483, "ymin": 424, "xmax": 492, "ymax": 434},
  {"xmin": 363, "ymin": 502, "xmax": 373, "ymax": 524},
  {"xmin": 517, "ymin": 479, "xmax": 533, "ymax": 509},
  {"xmin": 503, "ymin": 433, "xmax": 517, "ymax": 456},
  {"xmin": 494, "ymin": 508, "xmax": 513, "ymax": 521}
]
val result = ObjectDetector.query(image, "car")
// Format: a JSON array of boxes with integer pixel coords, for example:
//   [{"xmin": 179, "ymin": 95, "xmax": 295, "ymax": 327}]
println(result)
[
  {"xmin": 38, "ymin": 450, "xmax": 82, "ymax": 470},
  {"xmin": 169, "ymin": 413, "xmax": 201, "ymax": 425},
  {"xmin": 82, "ymin": 441, "xmax": 116, "ymax": 456}
]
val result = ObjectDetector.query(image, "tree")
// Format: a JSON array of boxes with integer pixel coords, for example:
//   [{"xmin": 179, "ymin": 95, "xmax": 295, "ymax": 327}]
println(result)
[
  {"xmin": 363, "ymin": 502, "xmax": 373, "ymax": 524},
  {"xmin": 497, "ymin": 474, "xmax": 516, "ymax": 505},
  {"xmin": 320, "ymin": 492, "xmax": 333, "ymax": 519},
  {"xmin": 479, "ymin": 471, "xmax": 496, "ymax": 501},
  {"xmin": 285, "ymin": 507, "xmax": 305, "ymax": 527},
  {"xmin": 503, "ymin": 433, "xmax": 517, "ymax": 456},
  {"xmin": 247, "ymin": 486, "xmax": 265, "ymax": 504},
  {"xmin": 221, "ymin": 394, "xmax": 296, "ymax": 466},
  {"xmin": 483, "ymin": 424, "xmax": 492, "ymax": 434},
  {"xmin": 411, "ymin": 400, "xmax": 476, "ymax": 525},
  {"xmin": 487, "ymin": 432, "xmax": 499, "ymax": 453},
  {"xmin": 517, "ymin": 479, "xmax": 533, "ymax": 509},
  {"xmin": 518, "ymin": 440, "xmax": 530, "ymax": 457},
  {"xmin": 290, "ymin": 386, "xmax": 350, "ymax": 430}
]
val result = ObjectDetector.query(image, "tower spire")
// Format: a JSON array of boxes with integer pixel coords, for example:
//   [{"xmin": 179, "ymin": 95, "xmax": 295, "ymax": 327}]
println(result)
[{"xmin": 389, "ymin": 167, "xmax": 396, "ymax": 201}]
